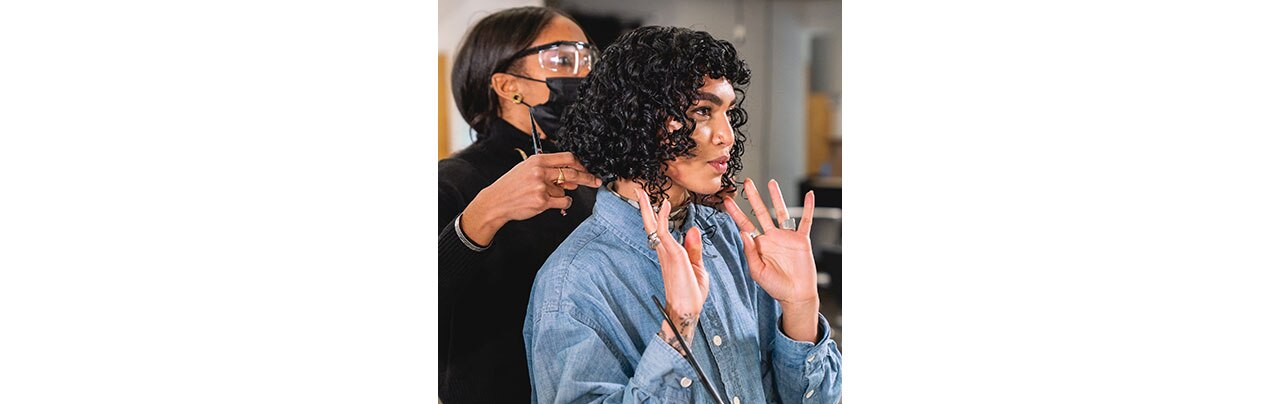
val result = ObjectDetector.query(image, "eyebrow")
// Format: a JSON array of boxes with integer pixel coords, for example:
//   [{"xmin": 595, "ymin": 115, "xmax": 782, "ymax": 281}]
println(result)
[{"xmin": 692, "ymin": 91, "xmax": 730, "ymax": 106}]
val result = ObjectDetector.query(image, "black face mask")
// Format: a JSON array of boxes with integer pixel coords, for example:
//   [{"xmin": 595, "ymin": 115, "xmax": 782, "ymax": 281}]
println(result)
[
  {"xmin": 510, "ymin": 75, "xmax": 584, "ymax": 150},
  {"xmin": 529, "ymin": 77, "xmax": 583, "ymax": 141}
]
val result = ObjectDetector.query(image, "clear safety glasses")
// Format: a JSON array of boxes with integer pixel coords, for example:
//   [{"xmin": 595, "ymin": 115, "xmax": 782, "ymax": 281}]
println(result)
[{"xmin": 504, "ymin": 41, "xmax": 600, "ymax": 76}]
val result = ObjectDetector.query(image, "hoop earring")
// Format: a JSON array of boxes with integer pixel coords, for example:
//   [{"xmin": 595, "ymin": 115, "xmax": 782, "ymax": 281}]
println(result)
[{"xmin": 511, "ymin": 94, "xmax": 523, "ymax": 104}]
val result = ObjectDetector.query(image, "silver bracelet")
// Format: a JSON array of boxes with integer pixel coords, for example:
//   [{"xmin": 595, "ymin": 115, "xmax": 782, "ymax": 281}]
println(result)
[{"xmin": 454, "ymin": 214, "xmax": 490, "ymax": 252}]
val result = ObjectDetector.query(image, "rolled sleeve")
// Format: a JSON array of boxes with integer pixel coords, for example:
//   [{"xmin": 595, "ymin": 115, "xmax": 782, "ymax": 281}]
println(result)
[
  {"xmin": 771, "ymin": 314, "xmax": 842, "ymax": 403},
  {"xmin": 631, "ymin": 334, "xmax": 698, "ymax": 402},
  {"xmin": 527, "ymin": 310, "xmax": 697, "ymax": 403}
]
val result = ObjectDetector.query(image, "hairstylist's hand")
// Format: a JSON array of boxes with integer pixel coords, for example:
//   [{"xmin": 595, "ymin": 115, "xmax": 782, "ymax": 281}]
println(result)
[
  {"xmin": 636, "ymin": 188, "xmax": 709, "ymax": 354},
  {"xmin": 459, "ymin": 152, "xmax": 602, "ymax": 246},
  {"xmin": 723, "ymin": 178, "xmax": 822, "ymax": 343}
]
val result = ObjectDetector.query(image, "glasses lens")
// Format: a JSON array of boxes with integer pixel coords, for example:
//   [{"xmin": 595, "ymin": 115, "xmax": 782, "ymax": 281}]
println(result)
[{"xmin": 538, "ymin": 44, "xmax": 595, "ymax": 75}]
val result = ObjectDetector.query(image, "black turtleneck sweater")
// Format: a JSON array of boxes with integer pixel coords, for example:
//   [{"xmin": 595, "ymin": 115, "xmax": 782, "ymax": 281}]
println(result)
[{"xmin": 437, "ymin": 119, "xmax": 596, "ymax": 403}]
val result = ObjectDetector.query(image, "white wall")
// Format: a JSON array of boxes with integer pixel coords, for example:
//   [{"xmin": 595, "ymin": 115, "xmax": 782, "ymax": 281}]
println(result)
[{"xmin": 439, "ymin": 0, "xmax": 541, "ymax": 154}]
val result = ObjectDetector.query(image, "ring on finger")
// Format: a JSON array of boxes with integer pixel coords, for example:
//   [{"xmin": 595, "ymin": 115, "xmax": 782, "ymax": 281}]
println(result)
[
  {"xmin": 553, "ymin": 167, "xmax": 566, "ymax": 186},
  {"xmin": 779, "ymin": 218, "xmax": 797, "ymax": 231},
  {"xmin": 647, "ymin": 231, "xmax": 661, "ymax": 249},
  {"xmin": 747, "ymin": 231, "xmax": 760, "ymax": 239}
]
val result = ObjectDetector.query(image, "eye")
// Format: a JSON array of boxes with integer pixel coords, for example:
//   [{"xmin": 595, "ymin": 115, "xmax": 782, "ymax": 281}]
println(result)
[{"xmin": 690, "ymin": 106, "xmax": 712, "ymax": 117}]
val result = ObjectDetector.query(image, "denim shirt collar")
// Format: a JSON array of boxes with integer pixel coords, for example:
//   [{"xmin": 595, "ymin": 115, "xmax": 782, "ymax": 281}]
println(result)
[{"xmin": 593, "ymin": 184, "xmax": 719, "ymax": 257}]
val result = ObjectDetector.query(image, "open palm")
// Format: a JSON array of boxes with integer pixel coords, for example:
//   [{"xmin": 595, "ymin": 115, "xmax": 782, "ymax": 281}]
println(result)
[{"xmin": 723, "ymin": 179, "xmax": 819, "ymax": 305}]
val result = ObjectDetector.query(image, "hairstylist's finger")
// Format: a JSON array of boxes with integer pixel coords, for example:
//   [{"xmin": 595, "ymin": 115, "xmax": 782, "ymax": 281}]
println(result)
[
  {"xmin": 742, "ymin": 178, "xmax": 777, "ymax": 231},
  {"xmin": 547, "ymin": 195, "xmax": 572, "ymax": 211},
  {"xmin": 799, "ymin": 191, "xmax": 816, "ymax": 235},
  {"xmin": 533, "ymin": 152, "xmax": 591, "ymax": 176},
  {"xmin": 767, "ymin": 179, "xmax": 791, "ymax": 223},
  {"xmin": 546, "ymin": 184, "xmax": 566, "ymax": 198},
  {"xmin": 546, "ymin": 166, "xmax": 600, "ymax": 188}
]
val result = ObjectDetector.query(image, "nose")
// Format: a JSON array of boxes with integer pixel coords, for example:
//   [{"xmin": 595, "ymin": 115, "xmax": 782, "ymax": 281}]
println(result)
[{"xmin": 711, "ymin": 113, "xmax": 734, "ymax": 147}]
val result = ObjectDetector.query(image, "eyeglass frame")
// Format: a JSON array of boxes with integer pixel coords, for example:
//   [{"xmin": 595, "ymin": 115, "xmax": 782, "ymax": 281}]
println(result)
[{"xmin": 497, "ymin": 40, "xmax": 600, "ymax": 75}]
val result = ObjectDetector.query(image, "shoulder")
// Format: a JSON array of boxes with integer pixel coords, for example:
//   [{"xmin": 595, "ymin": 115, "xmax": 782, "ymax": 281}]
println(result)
[
  {"xmin": 438, "ymin": 142, "xmax": 499, "ymax": 195},
  {"xmin": 527, "ymin": 218, "xmax": 627, "ymax": 317},
  {"xmin": 438, "ymin": 144, "xmax": 485, "ymax": 177}
]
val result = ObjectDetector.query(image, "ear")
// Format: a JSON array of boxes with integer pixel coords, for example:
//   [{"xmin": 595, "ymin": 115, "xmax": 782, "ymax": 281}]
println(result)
[
  {"xmin": 665, "ymin": 117, "xmax": 684, "ymax": 132},
  {"xmin": 490, "ymin": 73, "xmax": 522, "ymax": 104}
]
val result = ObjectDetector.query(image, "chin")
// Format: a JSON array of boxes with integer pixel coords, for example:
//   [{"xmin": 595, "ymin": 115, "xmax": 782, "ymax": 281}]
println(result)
[{"xmin": 685, "ymin": 177, "xmax": 724, "ymax": 196}]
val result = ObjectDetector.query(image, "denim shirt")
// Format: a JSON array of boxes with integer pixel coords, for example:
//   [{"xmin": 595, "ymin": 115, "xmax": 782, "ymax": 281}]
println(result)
[{"xmin": 524, "ymin": 188, "xmax": 842, "ymax": 403}]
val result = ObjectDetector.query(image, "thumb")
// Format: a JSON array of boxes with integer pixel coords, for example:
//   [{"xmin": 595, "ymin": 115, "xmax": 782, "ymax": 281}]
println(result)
[
  {"xmin": 739, "ymin": 230, "xmax": 766, "ymax": 281},
  {"xmin": 685, "ymin": 227, "xmax": 709, "ymax": 294},
  {"xmin": 683, "ymin": 227, "xmax": 704, "ymax": 269}
]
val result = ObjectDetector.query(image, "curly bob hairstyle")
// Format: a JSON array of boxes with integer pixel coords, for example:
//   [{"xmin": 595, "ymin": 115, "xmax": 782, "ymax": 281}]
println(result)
[{"xmin": 557, "ymin": 26, "xmax": 751, "ymax": 206}]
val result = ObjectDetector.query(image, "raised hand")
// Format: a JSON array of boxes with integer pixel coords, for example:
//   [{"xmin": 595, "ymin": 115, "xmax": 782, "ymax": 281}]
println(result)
[
  {"xmin": 636, "ymin": 188, "xmax": 709, "ymax": 353},
  {"xmin": 723, "ymin": 178, "xmax": 821, "ymax": 342}
]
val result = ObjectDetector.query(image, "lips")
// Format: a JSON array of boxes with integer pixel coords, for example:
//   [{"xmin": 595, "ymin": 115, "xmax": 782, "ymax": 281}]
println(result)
[{"xmin": 708, "ymin": 156, "xmax": 729, "ymax": 174}]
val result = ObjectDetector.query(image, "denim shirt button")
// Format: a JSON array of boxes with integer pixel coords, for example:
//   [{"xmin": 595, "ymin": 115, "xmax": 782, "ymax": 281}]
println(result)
[
  {"xmin": 680, "ymin": 377, "xmax": 692, "ymax": 388},
  {"xmin": 712, "ymin": 335, "xmax": 723, "ymax": 346}
]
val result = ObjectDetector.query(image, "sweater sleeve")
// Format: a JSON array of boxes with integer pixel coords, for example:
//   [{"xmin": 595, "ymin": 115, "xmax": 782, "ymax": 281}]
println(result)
[{"xmin": 437, "ymin": 160, "xmax": 488, "ymax": 306}]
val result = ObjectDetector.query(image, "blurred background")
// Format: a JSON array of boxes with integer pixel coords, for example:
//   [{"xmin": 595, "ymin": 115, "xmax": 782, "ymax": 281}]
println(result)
[{"xmin": 439, "ymin": 0, "xmax": 843, "ymax": 343}]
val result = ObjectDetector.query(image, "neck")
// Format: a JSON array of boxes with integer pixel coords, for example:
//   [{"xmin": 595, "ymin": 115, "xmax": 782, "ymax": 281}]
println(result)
[{"xmin": 614, "ymin": 178, "xmax": 690, "ymax": 207}]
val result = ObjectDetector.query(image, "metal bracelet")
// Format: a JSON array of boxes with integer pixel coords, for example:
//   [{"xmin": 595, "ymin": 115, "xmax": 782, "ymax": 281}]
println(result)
[{"xmin": 455, "ymin": 214, "xmax": 490, "ymax": 252}]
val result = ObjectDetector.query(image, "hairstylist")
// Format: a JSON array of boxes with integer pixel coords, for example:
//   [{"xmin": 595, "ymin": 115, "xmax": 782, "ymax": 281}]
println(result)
[{"xmin": 438, "ymin": 6, "xmax": 601, "ymax": 403}]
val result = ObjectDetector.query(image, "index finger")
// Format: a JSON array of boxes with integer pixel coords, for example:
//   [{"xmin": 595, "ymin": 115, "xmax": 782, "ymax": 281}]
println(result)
[
  {"xmin": 532, "ymin": 152, "xmax": 590, "ymax": 173},
  {"xmin": 723, "ymin": 197, "xmax": 759, "ymax": 235},
  {"xmin": 554, "ymin": 167, "xmax": 603, "ymax": 188},
  {"xmin": 634, "ymin": 188, "xmax": 657, "ymax": 235},
  {"xmin": 742, "ymin": 178, "xmax": 777, "ymax": 232}
]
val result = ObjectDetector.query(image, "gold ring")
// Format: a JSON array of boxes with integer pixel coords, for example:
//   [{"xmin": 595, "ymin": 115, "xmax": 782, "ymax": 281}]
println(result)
[{"xmin": 553, "ymin": 167, "xmax": 566, "ymax": 186}]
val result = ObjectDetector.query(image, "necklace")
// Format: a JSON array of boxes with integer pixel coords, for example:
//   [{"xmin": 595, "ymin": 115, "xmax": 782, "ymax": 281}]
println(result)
[{"xmin": 609, "ymin": 182, "xmax": 691, "ymax": 231}]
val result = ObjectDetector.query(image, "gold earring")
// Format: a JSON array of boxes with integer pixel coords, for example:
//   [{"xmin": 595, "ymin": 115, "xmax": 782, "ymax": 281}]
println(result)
[{"xmin": 511, "ymin": 94, "xmax": 523, "ymax": 104}]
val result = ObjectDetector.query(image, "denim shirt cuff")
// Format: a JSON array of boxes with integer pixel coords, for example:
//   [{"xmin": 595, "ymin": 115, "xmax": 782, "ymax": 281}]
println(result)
[
  {"xmin": 631, "ymin": 333, "xmax": 697, "ymax": 400},
  {"xmin": 773, "ymin": 313, "xmax": 834, "ymax": 371}
]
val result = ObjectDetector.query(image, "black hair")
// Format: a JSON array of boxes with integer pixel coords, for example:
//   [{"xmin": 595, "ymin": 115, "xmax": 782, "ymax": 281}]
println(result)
[
  {"xmin": 558, "ymin": 26, "xmax": 751, "ymax": 206},
  {"xmin": 451, "ymin": 6, "xmax": 568, "ymax": 136}
]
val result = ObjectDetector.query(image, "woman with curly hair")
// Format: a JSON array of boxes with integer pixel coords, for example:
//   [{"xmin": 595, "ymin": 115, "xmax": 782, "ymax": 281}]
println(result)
[{"xmin": 524, "ymin": 26, "xmax": 842, "ymax": 403}]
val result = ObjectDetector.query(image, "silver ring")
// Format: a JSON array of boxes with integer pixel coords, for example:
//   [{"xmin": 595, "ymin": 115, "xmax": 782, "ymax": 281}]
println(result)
[
  {"xmin": 747, "ymin": 231, "xmax": 760, "ymax": 239},
  {"xmin": 647, "ymin": 231, "xmax": 661, "ymax": 250},
  {"xmin": 779, "ymin": 218, "xmax": 797, "ymax": 231}
]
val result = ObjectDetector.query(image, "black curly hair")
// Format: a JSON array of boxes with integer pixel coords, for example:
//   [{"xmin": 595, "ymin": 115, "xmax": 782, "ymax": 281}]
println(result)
[{"xmin": 556, "ymin": 26, "xmax": 751, "ymax": 206}]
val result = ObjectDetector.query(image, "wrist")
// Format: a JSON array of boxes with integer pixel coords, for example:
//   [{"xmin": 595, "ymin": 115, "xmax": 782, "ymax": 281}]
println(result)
[
  {"xmin": 658, "ymin": 321, "xmax": 687, "ymax": 356},
  {"xmin": 460, "ymin": 195, "xmax": 507, "ymax": 246},
  {"xmin": 779, "ymin": 295, "xmax": 819, "ymax": 315},
  {"xmin": 778, "ymin": 297, "xmax": 820, "ymax": 343}
]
